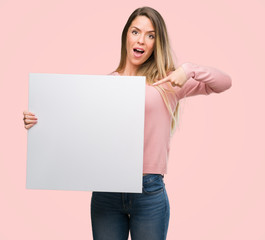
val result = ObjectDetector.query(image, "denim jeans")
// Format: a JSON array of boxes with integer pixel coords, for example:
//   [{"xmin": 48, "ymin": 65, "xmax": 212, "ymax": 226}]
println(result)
[{"xmin": 91, "ymin": 174, "xmax": 170, "ymax": 240}]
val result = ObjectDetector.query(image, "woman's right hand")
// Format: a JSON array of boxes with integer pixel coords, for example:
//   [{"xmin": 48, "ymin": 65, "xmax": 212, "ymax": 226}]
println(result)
[{"xmin": 23, "ymin": 110, "xmax": 38, "ymax": 129}]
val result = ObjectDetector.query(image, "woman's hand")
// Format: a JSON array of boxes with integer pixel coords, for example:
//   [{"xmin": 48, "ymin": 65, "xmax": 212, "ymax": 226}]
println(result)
[
  {"xmin": 23, "ymin": 110, "xmax": 38, "ymax": 129},
  {"xmin": 152, "ymin": 66, "xmax": 188, "ymax": 87}
]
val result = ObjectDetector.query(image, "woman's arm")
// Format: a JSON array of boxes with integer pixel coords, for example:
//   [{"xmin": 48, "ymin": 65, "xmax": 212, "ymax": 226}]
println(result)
[
  {"xmin": 152, "ymin": 62, "xmax": 232, "ymax": 99},
  {"xmin": 179, "ymin": 62, "xmax": 232, "ymax": 98}
]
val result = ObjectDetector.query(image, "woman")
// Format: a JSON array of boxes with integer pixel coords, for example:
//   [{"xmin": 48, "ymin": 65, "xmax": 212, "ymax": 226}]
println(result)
[{"xmin": 23, "ymin": 6, "xmax": 232, "ymax": 240}]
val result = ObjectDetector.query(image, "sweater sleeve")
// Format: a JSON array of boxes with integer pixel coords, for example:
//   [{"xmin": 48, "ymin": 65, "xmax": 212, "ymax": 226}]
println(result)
[{"xmin": 176, "ymin": 62, "xmax": 232, "ymax": 100}]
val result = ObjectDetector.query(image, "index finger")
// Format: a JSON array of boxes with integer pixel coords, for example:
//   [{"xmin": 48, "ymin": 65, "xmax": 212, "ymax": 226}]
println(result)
[
  {"xmin": 23, "ymin": 110, "xmax": 35, "ymax": 116},
  {"xmin": 152, "ymin": 77, "xmax": 169, "ymax": 86}
]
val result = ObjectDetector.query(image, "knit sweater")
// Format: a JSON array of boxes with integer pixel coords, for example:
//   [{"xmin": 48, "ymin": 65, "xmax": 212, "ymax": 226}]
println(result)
[{"xmin": 111, "ymin": 62, "xmax": 232, "ymax": 174}]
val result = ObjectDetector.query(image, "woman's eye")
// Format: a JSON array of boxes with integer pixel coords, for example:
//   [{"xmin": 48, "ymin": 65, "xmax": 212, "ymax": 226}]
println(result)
[
  {"xmin": 149, "ymin": 35, "xmax": 155, "ymax": 39},
  {"xmin": 132, "ymin": 30, "xmax": 138, "ymax": 35}
]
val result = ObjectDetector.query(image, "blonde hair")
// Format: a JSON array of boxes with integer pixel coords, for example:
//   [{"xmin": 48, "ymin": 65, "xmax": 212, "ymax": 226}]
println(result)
[{"xmin": 116, "ymin": 6, "xmax": 180, "ymax": 136}]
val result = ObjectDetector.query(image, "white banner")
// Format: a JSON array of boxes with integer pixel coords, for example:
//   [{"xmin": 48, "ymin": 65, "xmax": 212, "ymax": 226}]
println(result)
[{"xmin": 26, "ymin": 73, "xmax": 145, "ymax": 192}]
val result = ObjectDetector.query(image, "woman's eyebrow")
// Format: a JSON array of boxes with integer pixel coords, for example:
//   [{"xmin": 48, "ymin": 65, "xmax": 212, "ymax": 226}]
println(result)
[{"xmin": 131, "ymin": 26, "xmax": 155, "ymax": 33}]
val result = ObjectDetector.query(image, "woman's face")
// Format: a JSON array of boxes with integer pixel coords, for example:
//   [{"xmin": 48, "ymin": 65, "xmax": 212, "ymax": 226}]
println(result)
[{"xmin": 125, "ymin": 16, "xmax": 155, "ymax": 69}]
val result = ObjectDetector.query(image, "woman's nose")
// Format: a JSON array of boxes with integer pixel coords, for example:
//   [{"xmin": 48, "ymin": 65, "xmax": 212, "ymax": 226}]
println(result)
[{"xmin": 138, "ymin": 34, "xmax": 145, "ymax": 44}]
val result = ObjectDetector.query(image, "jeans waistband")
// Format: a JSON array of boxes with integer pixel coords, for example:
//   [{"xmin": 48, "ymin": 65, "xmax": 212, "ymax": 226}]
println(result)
[
  {"xmin": 143, "ymin": 174, "xmax": 164, "ymax": 178},
  {"xmin": 142, "ymin": 174, "xmax": 164, "ymax": 184}
]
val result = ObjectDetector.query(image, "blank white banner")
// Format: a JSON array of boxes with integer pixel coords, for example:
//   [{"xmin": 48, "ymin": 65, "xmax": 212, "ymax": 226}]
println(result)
[{"xmin": 26, "ymin": 73, "xmax": 146, "ymax": 193}]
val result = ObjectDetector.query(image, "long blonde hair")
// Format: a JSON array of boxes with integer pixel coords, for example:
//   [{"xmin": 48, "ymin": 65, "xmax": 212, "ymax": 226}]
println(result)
[{"xmin": 116, "ymin": 6, "xmax": 179, "ymax": 136}]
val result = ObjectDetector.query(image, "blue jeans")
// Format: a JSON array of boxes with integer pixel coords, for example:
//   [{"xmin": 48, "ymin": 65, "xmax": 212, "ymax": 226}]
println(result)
[{"xmin": 91, "ymin": 174, "xmax": 170, "ymax": 240}]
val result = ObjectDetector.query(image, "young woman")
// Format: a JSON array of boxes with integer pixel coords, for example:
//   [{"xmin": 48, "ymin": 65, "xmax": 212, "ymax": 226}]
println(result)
[{"xmin": 23, "ymin": 6, "xmax": 232, "ymax": 240}]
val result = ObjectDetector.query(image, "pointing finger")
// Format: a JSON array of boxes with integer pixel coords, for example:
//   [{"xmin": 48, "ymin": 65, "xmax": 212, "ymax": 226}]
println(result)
[{"xmin": 152, "ymin": 77, "xmax": 169, "ymax": 86}]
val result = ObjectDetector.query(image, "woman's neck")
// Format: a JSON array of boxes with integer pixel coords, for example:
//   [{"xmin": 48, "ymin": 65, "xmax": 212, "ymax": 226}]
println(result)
[
  {"xmin": 119, "ymin": 60, "xmax": 139, "ymax": 76},
  {"xmin": 119, "ymin": 69, "xmax": 137, "ymax": 76}
]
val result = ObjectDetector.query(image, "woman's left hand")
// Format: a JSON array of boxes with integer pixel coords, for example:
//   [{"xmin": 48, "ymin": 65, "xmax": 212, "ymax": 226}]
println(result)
[{"xmin": 152, "ymin": 66, "xmax": 188, "ymax": 87}]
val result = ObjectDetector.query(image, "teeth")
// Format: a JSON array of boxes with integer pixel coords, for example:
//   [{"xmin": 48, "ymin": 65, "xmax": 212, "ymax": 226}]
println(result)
[{"xmin": 134, "ymin": 49, "xmax": 144, "ymax": 53}]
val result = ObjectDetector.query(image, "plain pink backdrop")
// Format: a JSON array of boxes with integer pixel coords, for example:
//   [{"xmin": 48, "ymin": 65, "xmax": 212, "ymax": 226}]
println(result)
[{"xmin": 1, "ymin": 0, "xmax": 264, "ymax": 239}]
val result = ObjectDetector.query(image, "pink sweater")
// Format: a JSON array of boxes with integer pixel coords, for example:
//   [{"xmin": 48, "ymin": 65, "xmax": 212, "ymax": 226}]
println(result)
[{"xmin": 112, "ymin": 62, "xmax": 232, "ymax": 174}]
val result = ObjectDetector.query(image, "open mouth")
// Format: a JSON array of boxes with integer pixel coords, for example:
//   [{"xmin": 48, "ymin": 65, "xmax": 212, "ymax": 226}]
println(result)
[{"xmin": 133, "ymin": 48, "xmax": 145, "ymax": 54}]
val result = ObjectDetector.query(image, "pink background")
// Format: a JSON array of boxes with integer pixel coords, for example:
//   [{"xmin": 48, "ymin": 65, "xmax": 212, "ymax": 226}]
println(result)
[{"xmin": 1, "ymin": 0, "xmax": 264, "ymax": 239}]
